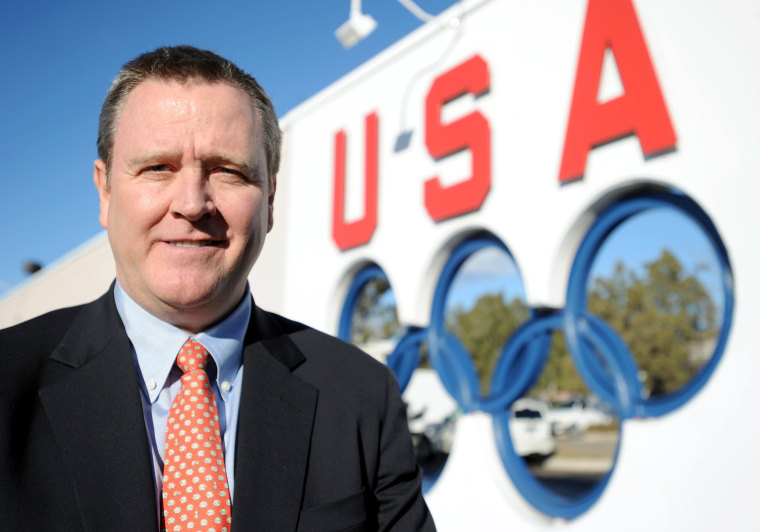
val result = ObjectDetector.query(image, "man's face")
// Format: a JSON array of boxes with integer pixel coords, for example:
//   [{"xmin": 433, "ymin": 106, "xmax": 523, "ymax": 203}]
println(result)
[{"xmin": 94, "ymin": 80, "xmax": 274, "ymax": 331}]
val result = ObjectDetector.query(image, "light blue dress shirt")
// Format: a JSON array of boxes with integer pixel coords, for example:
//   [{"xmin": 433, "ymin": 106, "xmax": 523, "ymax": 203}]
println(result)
[{"xmin": 113, "ymin": 282, "xmax": 249, "ymax": 513}]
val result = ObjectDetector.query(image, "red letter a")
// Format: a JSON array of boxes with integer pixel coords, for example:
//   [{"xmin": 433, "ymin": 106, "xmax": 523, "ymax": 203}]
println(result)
[{"xmin": 558, "ymin": 0, "xmax": 677, "ymax": 183}]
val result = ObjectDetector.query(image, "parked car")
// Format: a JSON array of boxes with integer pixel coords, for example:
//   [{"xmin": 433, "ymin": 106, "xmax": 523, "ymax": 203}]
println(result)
[
  {"xmin": 403, "ymin": 369, "xmax": 460, "ymax": 480},
  {"xmin": 509, "ymin": 398, "xmax": 556, "ymax": 461},
  {"xmin": 546, "ymin": 396, "xmax": 614, "ymax": 436}
]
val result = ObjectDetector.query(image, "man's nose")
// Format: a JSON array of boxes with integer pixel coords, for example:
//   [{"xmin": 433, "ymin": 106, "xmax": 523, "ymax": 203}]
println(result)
[{"xmin": 170, "ymin": 169, "xmax": 216, "ymax": 220}]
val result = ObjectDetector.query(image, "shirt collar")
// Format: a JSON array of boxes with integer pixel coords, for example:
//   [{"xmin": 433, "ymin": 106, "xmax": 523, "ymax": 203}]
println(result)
[{"xmin": 114, "ymin": 282, "xmax": 251, "ymax": 403}]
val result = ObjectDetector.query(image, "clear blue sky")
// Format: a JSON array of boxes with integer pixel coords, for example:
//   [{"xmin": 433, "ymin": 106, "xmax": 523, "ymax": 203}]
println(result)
[{"xmin": 0, "ymin": 0, "xmax": 457, "ymax": 294}]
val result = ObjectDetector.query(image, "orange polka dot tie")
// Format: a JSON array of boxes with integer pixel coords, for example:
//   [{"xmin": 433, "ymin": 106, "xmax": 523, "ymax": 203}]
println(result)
[{"xmin": 162, "ymin": 339, "xmax": 232, "ymax": 532}]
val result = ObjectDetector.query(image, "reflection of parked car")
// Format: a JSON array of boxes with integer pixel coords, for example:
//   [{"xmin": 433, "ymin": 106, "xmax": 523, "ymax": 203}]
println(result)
[
  {"xmin": 410, "ymin": 409, "xmax": 459, "ymax": 461},
  {"xmin": 403, "ymin": 369, "xmax": 460, "ymax": 480},
  {"xmin": 509, "ymin": 398, "xmax": 556, "ymax": 461},
  {"xmin": 547, "ymin": 396, "xmax": 614, "ymax": 436}
]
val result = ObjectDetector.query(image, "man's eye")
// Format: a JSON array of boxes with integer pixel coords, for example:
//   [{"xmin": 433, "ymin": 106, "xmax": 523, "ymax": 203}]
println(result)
[
  {"xmin": 219, "ymin": 167, "xmax": 249, "ymax": 177},
  {"xmin": 144, "ymin": 164, "xmax": 171, "ymax": 173},
  {"xmin": 215, "ymin": 167, "xmax": 251, "ymax": 182}
]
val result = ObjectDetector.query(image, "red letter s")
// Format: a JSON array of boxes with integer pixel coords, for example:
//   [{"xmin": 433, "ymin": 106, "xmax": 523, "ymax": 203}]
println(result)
[{"xmin": 425, "ymin": 54, "xmax": 491, "ymax": 222}]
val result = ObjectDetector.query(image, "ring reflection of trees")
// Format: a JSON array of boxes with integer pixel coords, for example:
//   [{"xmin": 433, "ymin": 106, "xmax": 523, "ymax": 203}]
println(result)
[
  {"xmin": 446, "ymin": 249, "xmax": 719, "ymax": 497},
  {"xmin": 347, "ymin": 248, "xmax": 719, "ymax": 497},
  {"xmin": 447, "ymin": 295, "xmax": 529, "ymax": 395},
  {"xmin": 587, "ymin": 250, "xmax": 718, "ymax": 396},
  {"xmin": 447, "ymin": 250, "xmax": 718, "ymax": 398},
  {"xmin": 349, "ymin": 277, "xmax": 400, "ymax": 345}
]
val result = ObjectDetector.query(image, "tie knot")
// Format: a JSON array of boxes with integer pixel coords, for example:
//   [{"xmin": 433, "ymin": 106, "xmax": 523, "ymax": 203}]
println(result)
[{"xmin": 176, "ymin": 338, "xmax": 210, "ymax": 374}]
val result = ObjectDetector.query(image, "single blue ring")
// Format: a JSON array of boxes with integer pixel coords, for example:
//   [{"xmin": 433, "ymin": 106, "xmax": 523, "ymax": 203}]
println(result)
[
  {"xmin": 565, "ymin": 189, "xmax": 734, "ymax": 417},
  {"xmin": 490, "ymin": 312, "xmax": 623, "ymax": 519},
  {"xmin": 428, "ymin": 236, "xmax": 528, "ymax": 411},
  {"xmin": 493, "ymin": 405, "xmax": 620, "ymax": 520},
  {"xmin": 338, "ymin": 264, "xmax": 390, "ymax": 343}
]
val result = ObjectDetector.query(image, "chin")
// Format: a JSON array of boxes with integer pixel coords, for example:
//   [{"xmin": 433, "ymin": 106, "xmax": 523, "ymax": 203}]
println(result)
[
  {"xmin": 162, "ymin": 287, "xmax": 220, "ymax": 309},
  {"xmin": 159, "ymin": 276, "xmax": 245, "ymax": 311},
  {"xmin": 146, "ymin": 276, "xmax": 210, "ymax": 304}
]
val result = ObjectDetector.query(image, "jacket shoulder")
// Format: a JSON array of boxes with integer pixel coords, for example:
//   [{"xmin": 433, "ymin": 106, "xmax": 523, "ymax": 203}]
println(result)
[
  {"xmin": 259, "ymin": 310, "xmax": 400, "ymax": 415},
  {"xmin": 0, "ymin": 305, "xmax": 91, "ymax": 397},
  {"xmin": 263, "ymin": 309, "xmax": 390, "ymax": 376},
  {"xmin": 0, "ymin": 304, "xmax": 85, "ymax": 355}
]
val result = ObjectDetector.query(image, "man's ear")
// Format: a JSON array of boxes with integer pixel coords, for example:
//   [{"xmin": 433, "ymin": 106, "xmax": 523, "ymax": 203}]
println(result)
[
  {"xmin": 93, "ymin": 160, "xmax": 110, "ymax": 230},
  {"xmin": 267, "ymin": 176, "xmax": 276, "ymax": 233}
]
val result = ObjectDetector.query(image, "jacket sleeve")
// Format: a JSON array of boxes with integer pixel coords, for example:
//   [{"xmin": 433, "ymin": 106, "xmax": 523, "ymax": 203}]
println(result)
[{"xmin": 374, "ymin": 369, "xmax": 437, "ymax": 531}]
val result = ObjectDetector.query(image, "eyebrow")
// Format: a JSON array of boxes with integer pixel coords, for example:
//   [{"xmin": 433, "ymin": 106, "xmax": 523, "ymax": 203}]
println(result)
[
  {"xmin": 125, "ymin": 152, "xmax": 168, "ymax": 166},
  {"xmin": 126, "ymin": 152, "xmax": 258, "ymax": 178}
]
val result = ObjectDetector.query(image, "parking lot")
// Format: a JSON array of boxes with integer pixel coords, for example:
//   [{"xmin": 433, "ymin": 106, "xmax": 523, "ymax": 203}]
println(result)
[{"xmin": 528, "ymin": 429, "xmax": 618, "ymax": 497}]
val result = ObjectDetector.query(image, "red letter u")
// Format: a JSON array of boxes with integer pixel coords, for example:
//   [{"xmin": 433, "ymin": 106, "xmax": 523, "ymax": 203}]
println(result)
[{"xmin": 332, "ymin": 112, "xmax": 379, "ymax": 251}]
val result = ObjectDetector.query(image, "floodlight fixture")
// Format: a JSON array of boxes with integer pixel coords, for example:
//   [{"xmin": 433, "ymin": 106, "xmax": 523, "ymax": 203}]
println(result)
[{"xmin": 335, "ymin": 0, "xmax": 378, "ymax": 49}]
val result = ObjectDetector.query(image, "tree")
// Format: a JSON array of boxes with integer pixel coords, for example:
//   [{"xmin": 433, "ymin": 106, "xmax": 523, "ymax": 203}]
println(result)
[
  {"xmin": 447, "ymin": 249, "xmax": 718, "ymax": 399},
  {"xmin": 587, "ymin": 249, "xmax": 718, "ymax": 396},
  {"xmin": 350, "ymin": 277, "xmax": 400, "ymax": 345},
  {"xmin": 533, "ymin": 332, "xmax": 589, "ymax": 398},
  {"xmin": 447, "ymin": 294, "xmax": 529, "ymax": 394}
]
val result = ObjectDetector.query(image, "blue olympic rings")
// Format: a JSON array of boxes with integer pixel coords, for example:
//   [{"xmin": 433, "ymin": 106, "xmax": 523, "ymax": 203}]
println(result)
[{"xmin": 338, "ymin": 188, "xmax": 734, "ymax": 519}]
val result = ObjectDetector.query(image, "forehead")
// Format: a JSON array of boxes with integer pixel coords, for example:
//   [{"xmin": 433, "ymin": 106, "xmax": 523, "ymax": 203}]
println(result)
[{"xmin": 113, "ymin": 80, "xmax": 261, "ymax": 156}]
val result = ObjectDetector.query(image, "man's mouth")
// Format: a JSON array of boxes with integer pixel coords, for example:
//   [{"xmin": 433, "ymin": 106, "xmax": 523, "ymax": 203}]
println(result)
[{"xmin": 168, "ymin": 240, "xmax": 222, "ymax": 247}]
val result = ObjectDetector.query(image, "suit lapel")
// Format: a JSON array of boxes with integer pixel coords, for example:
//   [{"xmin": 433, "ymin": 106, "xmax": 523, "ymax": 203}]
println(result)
[
  {"xmin": 232, "ymin": 305, "xmax": 318, "ymax": 531},
  {"xmin": 38, "ymin": 292, "xmax": 157, "ymax": 532}
]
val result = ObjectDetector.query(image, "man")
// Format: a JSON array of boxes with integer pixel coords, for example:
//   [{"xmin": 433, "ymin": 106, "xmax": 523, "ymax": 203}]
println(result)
[{"xmin": 0, "ymin": 45, "xmax": 435, "ymax": 532}]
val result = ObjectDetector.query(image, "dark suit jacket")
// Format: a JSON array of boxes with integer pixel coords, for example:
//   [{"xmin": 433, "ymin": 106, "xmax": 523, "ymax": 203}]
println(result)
[{"xmin": 0, "ymin": 290, "xmax": 435, "ymax": 531}]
